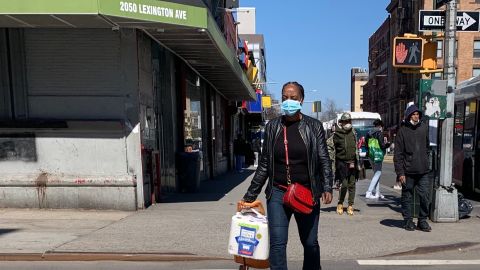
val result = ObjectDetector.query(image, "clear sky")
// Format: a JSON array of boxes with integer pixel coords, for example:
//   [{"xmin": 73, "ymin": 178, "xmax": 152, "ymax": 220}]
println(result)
[{"xmin": 240, "ymin": 0, "xmax": 391, "ymax": 112}]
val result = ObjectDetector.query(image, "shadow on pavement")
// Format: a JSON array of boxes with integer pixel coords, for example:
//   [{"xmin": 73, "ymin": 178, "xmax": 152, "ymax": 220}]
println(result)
[
  {"xmin": 321, "ymin": 206, "xmax": 338, "ymax": 213},
  {"xmin": 379, "ymin": 218, "xmax": 404, "ymax": 229},
  {"xmin": 160, "ymin": 169, "xmax": 255, "ymax": 203},
  {"xmin": 364, "ymin": 194, "xmax": 403, "ymax": 214},
  {"xmin": 0, "ymin": 228, "xmax": 20, "ymax": 236}
]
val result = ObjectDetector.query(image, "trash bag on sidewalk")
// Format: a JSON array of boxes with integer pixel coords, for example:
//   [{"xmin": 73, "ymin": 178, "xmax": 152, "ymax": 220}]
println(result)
[{"xmin": 458, "ymin": 193, "xmax": 473, "ymax": 219}]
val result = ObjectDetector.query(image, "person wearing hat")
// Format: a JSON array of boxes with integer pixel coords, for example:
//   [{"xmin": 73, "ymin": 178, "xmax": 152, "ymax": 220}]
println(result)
[
  {"xmin": 332, "ymin": 112, "xmax": 360, "ymax": 216},
  {"xmin": 394, "ymin": 104, "xmax": 431, "ymax": 232}
]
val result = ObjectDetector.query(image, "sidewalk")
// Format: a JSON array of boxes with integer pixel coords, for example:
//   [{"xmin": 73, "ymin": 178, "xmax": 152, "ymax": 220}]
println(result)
[{"xmin": 0, "ymin": 168, "xmax": 479, "ymax": 262}]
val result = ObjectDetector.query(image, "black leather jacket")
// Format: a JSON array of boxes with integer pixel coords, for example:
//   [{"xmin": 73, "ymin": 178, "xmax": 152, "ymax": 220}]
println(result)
[{"xmin": 242, "ymin": 114, "xmax": 334, "ymax": 203}]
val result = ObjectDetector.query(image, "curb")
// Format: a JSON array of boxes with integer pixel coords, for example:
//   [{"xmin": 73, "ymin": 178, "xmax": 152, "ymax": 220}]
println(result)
[
  {"xmin": 378, "ymin": 242, "xmax": 480, "ymax": 258},
  {"xmin": 0, "ymin": 252, "xmax": 230, "ymax": 262}
]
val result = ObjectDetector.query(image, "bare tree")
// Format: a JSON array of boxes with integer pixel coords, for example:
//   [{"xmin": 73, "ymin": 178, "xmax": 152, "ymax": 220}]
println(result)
[{"xmin": 320, "ymin": 99, "xmax": 340, "ymax": 122}]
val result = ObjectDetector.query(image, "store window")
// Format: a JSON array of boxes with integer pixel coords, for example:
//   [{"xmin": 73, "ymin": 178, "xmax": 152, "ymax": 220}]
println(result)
[{"xmin": 184, "ymin": 75, "xmax": 204, "ymax": 154}]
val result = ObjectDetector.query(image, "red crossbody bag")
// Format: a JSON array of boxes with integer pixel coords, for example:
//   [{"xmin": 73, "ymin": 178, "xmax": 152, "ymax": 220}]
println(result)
[{"xmin": 281, "ymin": 126, "xmax": 314, "ymax": 214}]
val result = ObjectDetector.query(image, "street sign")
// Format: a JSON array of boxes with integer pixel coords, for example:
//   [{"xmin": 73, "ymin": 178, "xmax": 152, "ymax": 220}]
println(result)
[
  {"xmin": 393, "ymin": 37, "xmax": 424, "ymax": 68},
  {"xmin": 312, "ymin": 101, "xmax": 321, "ymax": 112},
  {"xmin": 419, "ymin": 10, "xmax": 480, "ymax": 32},
  {"xmin": 434, "ymin": 0, "xmax": 452, "ymax": 9}
]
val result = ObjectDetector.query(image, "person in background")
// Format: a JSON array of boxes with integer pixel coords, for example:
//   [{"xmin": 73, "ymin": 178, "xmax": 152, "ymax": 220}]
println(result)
[
  {"xmin": 234, "ymin": 134, "xmax": 246, "ymax": 173},
  {"xmin": 252, "ymin": 137, "xmax": 262, "ymax": 167},
  {"xmin": 326, "ymin": 125, "xmax": 339, "ymax": 190},
  {"xmin": 365, "ymin": 119, "xmax": 387, "ymax": 199},
  {"xmin": 184, "ymin": 144, "xmax": 193, "ymax": 153},
  {"xmin": 239, "ymin": 81, "xmax": 333, "ymax": 270},
  {"xmin": 331, "ymin": 112, "xmax": 360, "ymax": 216},
  {"xmin": 394, "ymin": 104, "xmax": 432, "ymax": 232}
]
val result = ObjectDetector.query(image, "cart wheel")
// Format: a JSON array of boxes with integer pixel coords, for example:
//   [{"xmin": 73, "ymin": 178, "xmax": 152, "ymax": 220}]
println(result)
[{"xmin": 238, "ymin": 265, "xmax": 248, "ymax": 270}]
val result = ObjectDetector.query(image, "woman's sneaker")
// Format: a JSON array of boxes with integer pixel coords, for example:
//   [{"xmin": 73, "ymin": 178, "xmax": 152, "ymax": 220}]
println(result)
[
  {"xmin": 374, "ymin": 193, "xmax": 385, "ymax": 199},
  {"xmin": 365, "ymin": 192, "xmax": 374, "ymax": 199}
]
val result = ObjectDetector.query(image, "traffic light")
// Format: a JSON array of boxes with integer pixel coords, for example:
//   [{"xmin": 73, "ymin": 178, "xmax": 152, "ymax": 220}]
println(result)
[
  {"xmin": 393, "ymin": 37, "xmax": 424, "ymax": 68},
  {"xmin": 312, "ymin": 101, "xmax": 321, "ymax": 112},
  {"xmin": 422, "ymin": 41, "xmax": 438, "ymax": 70}
]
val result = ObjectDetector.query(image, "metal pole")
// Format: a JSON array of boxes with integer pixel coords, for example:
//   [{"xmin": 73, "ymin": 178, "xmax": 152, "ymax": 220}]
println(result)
[{"xmin": 432, "ymin": 0, "xmax": 459, "ymax": 222}]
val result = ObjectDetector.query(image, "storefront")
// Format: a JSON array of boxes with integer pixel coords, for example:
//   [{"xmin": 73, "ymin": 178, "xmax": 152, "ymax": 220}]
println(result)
[{"xmin": 0, "ymin": 0, "xmax": 255, "ymax": 210}]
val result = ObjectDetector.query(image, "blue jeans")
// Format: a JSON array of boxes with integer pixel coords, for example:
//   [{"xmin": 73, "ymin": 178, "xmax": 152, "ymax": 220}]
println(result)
[
  {"xmin": 367, "ymin": 162, "xmax": 383, "ymax": 195},
  {"xmin": 267, "ymin": 186, "xmax": 321, "ymax": 270}
]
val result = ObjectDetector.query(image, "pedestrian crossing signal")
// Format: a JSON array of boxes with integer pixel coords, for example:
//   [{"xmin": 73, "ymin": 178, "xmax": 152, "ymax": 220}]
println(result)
[{"xmin": 393, "ymin": 37, "xmax": 424, "ymax": 68}]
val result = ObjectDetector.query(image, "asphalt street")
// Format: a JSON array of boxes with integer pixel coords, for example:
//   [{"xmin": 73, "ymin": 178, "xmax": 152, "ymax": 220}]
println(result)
[
  {"xmin": 0, "ymin": 157, "xmax": 479, "ymax": 270},
  {"xmin": 2, "ymin": 259, "xmax": 480, "ymax": 270}
]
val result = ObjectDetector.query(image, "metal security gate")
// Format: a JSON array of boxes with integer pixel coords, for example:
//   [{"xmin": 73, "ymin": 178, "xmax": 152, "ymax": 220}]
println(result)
[
  {"xmin": 23, "ymin": 29, "xmax": 122, "ymax": 120},
  {"xmin": 153, "ymin": 43, "xmax": 178, "ymax": 193}
]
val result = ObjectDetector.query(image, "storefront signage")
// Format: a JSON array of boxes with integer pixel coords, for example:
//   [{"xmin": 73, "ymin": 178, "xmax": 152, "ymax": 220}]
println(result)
[
  {"xmin": 0, "ymin": 0, "xmax": 98, "ymax": 14},
  {"xmin": 99, "ymin": 0, "xmax": 207, "ymax": 28},
  {"xmin": 0, "ymin": 0, "xmax": 207, "ymax": 28},
  {"xmin": 119, "ymin": 2, "xmax": 185, "ymax": 20}
]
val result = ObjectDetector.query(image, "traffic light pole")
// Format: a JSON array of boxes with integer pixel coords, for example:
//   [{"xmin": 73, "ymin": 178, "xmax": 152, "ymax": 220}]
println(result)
[{"xmin": 432, "ymin": 0, "xmax": 459, "ymax": 222}]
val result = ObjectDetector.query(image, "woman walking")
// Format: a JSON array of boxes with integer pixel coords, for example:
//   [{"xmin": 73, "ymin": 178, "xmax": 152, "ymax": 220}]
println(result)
[{"xmin": 238, "ymin": 81, "xmax": 333, "ymax": 270}]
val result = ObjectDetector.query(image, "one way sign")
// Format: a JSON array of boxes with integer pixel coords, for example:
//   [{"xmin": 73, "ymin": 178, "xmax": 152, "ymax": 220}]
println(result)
[{"xmin": 419, "ymin": 10, "xmax": 480, "ymax": 32}]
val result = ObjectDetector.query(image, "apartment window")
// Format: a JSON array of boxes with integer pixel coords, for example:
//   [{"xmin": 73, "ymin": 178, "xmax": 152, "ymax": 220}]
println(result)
[
  {"xmin": 474, "ymin": 41, "xmax": 480, "ymax": 58},
  {"xmin": 473, "ymin": 68, "xmax": 480, "ymax": 77},
  {"xmin": 436, "ymin": 40, "xmax": 443, "ymax": 58},
  {"xmin": 360, "ymin": 94, "xmax": 363, "ymax": 100}
]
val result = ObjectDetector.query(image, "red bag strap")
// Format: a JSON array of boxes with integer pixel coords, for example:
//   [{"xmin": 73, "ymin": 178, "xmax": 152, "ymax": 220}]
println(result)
[{"xmin": 283, "ymin": 126, "xmax": 292, "ymax": 185}]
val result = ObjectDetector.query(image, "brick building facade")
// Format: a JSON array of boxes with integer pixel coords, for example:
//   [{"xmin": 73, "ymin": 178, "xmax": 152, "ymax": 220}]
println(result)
[{"xmin": 363, "ymin": 0, "xmax": 480, "ymax": 139}]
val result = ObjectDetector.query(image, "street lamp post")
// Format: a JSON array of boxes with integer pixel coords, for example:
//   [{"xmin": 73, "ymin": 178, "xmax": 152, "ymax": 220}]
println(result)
[{"xmin": 432, "ymin": 0, "xmax": 459, "ymax": 222}]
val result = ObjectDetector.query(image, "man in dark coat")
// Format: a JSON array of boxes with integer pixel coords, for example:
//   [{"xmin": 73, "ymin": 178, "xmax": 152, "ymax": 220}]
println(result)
[{"xmin": 394, "ymin": 104, "xmax": 431, "ymax": 232}]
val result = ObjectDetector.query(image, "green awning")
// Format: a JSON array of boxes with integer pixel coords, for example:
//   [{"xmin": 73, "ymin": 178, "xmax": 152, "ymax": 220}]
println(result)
[{"xmin": 0, "ymin": 0, "xmax": 255, "ymax": 100}]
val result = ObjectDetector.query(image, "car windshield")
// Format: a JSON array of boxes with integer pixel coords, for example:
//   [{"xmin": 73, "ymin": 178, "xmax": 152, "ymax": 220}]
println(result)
[{"xmin": 352, "ymin": 119, "xmax": 376, "ymax": 127}]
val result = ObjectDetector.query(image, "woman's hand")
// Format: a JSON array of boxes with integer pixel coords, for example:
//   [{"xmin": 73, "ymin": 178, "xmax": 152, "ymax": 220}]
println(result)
[{"xmin": 237, "ymin": 200, "xmax": 265, "ymax": 215}]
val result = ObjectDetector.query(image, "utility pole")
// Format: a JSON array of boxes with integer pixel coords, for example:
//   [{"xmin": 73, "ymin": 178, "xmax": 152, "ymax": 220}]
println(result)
[{"xmin": 432, "ymin": 0, "xmax": 459, "ymax": 222}]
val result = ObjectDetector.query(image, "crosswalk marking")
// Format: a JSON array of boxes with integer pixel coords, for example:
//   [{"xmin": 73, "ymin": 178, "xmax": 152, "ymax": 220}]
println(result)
[{"xmin": 357, "ymin": 260, "xmax": 480, "ymax": 265}]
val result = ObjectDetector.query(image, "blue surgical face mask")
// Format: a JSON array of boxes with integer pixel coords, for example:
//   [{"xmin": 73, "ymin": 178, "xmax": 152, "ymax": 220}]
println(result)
[{"xmin": 281, "ymin": 99, "xmax": 302, "ymax": 116}]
